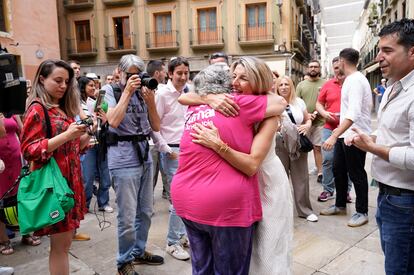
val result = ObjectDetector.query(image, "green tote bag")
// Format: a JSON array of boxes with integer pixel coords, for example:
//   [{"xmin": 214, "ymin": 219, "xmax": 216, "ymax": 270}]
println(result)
[{"xmin": 17, "ymin": 102, "xmax": 75, "ymax": 235}]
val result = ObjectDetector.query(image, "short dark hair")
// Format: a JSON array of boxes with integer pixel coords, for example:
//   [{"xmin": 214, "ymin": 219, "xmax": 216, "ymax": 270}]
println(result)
[
  {"xmin": 378, "ymin": 18, "xmax": 414, "ymax": 49},
  {"xmin": 168, "ymin": 56, "xmax": 189, "ymax": 74},
  {"xmin": 332, "ymin": 56, "xmax": 340, "ymax": 64},
  {"xmin": 146, "ymin": 60, "xmax": 164, "ymax": 77},
  {"xmin": 339, "ymin": 48, "xmax": 359, "ymax": 66},
  {"xmin": 67, "ymin": 60, "xmax": 80, "ymax": 66},
  {"xmin": 209, "ymin": 52, "xmax": 228, "ymax": 62},
  {"xmin": 308, "ymin": 60, "xmax": 320, "ymax": 67}
]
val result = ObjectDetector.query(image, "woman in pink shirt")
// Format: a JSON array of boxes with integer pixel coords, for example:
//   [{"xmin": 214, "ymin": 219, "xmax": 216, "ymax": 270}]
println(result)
[{"xmin": 172, "ymin": 59, "xmax": 286, "ymax": 275}]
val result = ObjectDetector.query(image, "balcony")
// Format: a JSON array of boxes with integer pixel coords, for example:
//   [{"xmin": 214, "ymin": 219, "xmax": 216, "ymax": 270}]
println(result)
[
  {"xmin": 105, "ymin": 34, "xmax": 136, "ymax": 55},
  {"xmin": 237, "ymin": 22, "xmax": 275, "ymax": 47},
  {"xmin": 296, "ymin": 0, "xmax": 304, "ymax": 7},
  {"xmin": 102, "ymin": 0, "xmax": 134, "ymax": 7},
  {"xmin": 64, "ymin": 0, "xmax": 94, "ymax": 11},
  {"xmin": 301, "ymin": 15, "xmax": 315, "ymax": 43},
  {"xmin": 292, "ymin": 26, "xmax": 311, "ymax": 61},
  {"xmin": 189, "ymin": 26, "xmax": 224, "ymax": 50},
  {"xmin": 146, "ymin": 31, "xmax": 179, "ymax": 52},
  {"xmin": 67, "ymin": 37, "xmax": 98, "ymax": 58}
]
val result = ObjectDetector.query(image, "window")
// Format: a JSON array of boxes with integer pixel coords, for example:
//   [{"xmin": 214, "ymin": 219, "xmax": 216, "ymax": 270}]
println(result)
[
  {"xmin": 113, "ymin": 17, "xmax": 131, "ymax": 49},
  {"xmin": 75, "ymin": 20, "xmax": 92, "ymax": 52},
  {"xmin": 394, "ymin": 10, "xmax": 398, "ymax": 20},
  {"xmin": 0, "ymin": 0, "xmax": 6, "ymax": 32},
  {"xmin": 197, "ymin": 8, "xmax": 217, "ymax": 43},
  {"xmin": 154, "ymin": 12, "xmax": 172, "ymax": 47},
  {"xmin": 246, "ymin": 3, "xmax": 267, "ymax": 40}
]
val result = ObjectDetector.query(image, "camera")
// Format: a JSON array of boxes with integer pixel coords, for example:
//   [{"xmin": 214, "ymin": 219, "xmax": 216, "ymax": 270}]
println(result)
[
  {"xmin": 0, "ymin": 48, "xmax": 27, "ymax": 117},
  {"xmin": 126, "ymin": 72, "xmax": 158, "ymax": 90},
  {"xmin": 76, "ymin": 116, "xmax": 94, "ymax": 127}
]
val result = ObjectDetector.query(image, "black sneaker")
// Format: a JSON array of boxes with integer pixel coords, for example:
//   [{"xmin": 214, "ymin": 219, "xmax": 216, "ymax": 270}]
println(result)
[
  {"xmin": 118, "ymin": 262, "xmax": 138, "ymax": 275},
  {"xmin": 133, "ymin": 251, "xmax": 164, "ymax": 265}
]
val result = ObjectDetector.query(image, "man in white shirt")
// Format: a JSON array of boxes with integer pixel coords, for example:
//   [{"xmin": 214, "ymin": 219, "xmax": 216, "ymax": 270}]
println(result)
[
  {"xmin": 155, "ymin": 57, "xmax": 190, "ymax": 261},
  {"xmin": 350, "ymin": 19, "xmax": 414, "ymax": 274},
  {"xmin": 321, "ymin": 48, "xmax": 372, "ymax": 227}
]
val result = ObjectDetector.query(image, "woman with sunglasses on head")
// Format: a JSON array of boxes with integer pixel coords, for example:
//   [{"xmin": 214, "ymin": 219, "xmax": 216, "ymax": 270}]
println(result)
[{"xmin": 21, "ymin": 59, "xmax": 90, "ymax": 275}]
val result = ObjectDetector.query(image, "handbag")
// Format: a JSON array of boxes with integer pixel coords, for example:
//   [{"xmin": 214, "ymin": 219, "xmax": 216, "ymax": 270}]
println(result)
[
  {"xmin": 285, "ymin": 105, "xmax": 314, "ymax": 153},
  {"xmin": 17, "ymin": 101, "xmax": 75, "ymax": 235}
]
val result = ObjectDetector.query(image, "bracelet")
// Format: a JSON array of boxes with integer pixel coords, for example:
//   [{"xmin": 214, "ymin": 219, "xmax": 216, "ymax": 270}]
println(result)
[{"xmin": 218, "ymin": 142, "xmax": 229, "ymax": 154}]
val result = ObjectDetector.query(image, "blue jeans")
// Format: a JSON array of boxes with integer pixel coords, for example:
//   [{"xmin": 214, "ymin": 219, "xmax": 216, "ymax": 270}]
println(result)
[
  {"xmin": 376, "ymin": 192, "xmax": 414, "ymax": 274},
  {"xmin": 160, "ymin": 147, "xmax": 187, "ymax": 245},
  {"xmin": 182, "ymin": 218, "xmax": 254, "ymax": 275},
  {"xmin": 321, "ymin": 128, "xmax": 352, "ymax": 194},
  {"xmin": 81, "ymin": 146, "xmax": 111, "ymax": 209},
  {"xmin": 110, "ymin": 164, "xmax": 153, "ymax": 267}
]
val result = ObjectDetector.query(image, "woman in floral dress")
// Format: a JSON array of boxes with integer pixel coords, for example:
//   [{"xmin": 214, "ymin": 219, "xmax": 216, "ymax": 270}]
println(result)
[{"xmin": 21, "ymin": 59, "xmax": 90, "ymax": 275}]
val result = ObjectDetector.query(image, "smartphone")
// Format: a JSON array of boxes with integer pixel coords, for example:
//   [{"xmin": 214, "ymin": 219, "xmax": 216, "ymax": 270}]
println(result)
[{"xmin": 94, "ymin": 89, "xmax": 106, "ymax": 112}]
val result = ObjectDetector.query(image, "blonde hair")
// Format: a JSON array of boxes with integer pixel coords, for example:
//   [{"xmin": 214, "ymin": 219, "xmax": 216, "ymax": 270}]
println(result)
[
  {"xmin": 28, "ymin": 59, "xmax": 80, "ymax": 117},
  {"xmin": 276, "ymin": 75, "xmax": 297, "ymax": 104},
  {"xmin": 230, "ymin": 56, "xmax": 273, "ymax": 94}
]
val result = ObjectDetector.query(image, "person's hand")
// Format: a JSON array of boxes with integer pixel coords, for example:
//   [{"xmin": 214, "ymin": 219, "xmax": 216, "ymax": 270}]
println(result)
[
  {"xmin": 297, "ymin": 123, "xmax": 311, "ymax": 135},
  {"xmin": 96, "ymin": 109, "xmax": 108, "ymax": 125},
  {"xmin": 190, "ymin": 122, "xmax": 223, "ymax": 151},
  {"xmin": 321, "ymin": 110, "xmax": 336, "ymax": 122},
  {"xmin": 348, "ymin": 128, "xmax": 375, "ymax": 152},
  {"xmin": 141, "ymin": 86, "xmax": 155, "ymax": 105},
  {"xmin": 322, "ymin": 134, "xmax": 337, "ymax": 151},
  {"xmin": 204, "ymin": 94, "xmax": 239, "ymax": 117},
  {"xmin": 168, "ymin": 151, "xmax": 178, "ymax": 160},
  {"xmin": 66, "ymin": 122, "xmax": 88, "ymax": 141},
  {"xmin": 310, "ymin": 111, "xmax": 318, "ymax": 121},
  {"xmin": 125, "ymin": 74, "xmax": 141, "ymax": 95}
]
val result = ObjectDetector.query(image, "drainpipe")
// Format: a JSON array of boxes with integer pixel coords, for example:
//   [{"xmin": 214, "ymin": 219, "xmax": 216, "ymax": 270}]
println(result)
[{"xmin": 288, "ymin": 52, "xmax": 296, "ymax": 77}]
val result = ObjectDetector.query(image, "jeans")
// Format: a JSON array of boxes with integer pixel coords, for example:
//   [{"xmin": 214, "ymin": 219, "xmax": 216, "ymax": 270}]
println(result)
[
  {"xmin": 81, "ymin": 146, "xmax": 111, "ymax": 209},
  {"xmin": 376, "ymin": 192, "xmax": 414, "ymax": 274},
  {"xmin": 160, "ymin": 147, "xmax": 187, "ymax": 245},
  {"xmin": 182, "ymin": 218, "xmax": 254, "ymax": 275},
  {"xmin": 321, "ymin": 128, "xmax": 352, "ymax": 194},
  {"xmin": 110, "ymin": 164, "xmax": 153, "ymax": 267},
  {"xmin": 150, "ymin": 145, "xmax": 168, "ymax": 191},
  {"xmin": 333, "ymin": 139, "xmax": 368, "ymax": 213}
]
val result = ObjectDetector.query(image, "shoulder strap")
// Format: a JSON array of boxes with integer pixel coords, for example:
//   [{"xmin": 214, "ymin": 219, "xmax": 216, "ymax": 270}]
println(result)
[
  {"xmin": 111, "ymin": 83, "xmax": 122, "ymax": 103},
  {"xmin": 285, "ymin": 105, "xmax": 297, "ymax": 125},
  {"xmin": 28, "ymin": 101, "xmax": 52, "ymax": 139}
]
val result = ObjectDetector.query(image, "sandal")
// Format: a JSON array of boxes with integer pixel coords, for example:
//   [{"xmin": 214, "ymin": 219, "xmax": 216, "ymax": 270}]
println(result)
[
  {"xmin": 0, "ymin": 240, "xmax": 14, "ymax": 255},
  {"xmin": 21, "ymin": 235, "xmax": 41, "ymax": 246}
]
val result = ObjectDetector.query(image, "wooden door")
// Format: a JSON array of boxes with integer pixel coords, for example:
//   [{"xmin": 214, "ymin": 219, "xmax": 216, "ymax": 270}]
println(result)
[
  {"xmin": 246, "ymin": 3, "xmax": 266, "ymax": 40},
  {"xmin": 197, "ymin": 8, "xmax": 217, "ymax": 44},
  {"xmin": 75, "ymin": 20, "xmax": 91, "ymax": 52},
  {"xmin": 154, "ymin": 13, "xmax": 172, "ymax": 47}
]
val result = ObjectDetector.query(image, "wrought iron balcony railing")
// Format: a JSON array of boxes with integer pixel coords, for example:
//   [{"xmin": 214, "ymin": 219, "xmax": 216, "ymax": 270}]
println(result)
[
  {"xmin": 145, "ymin": 30, "xmax": 179, "ymax": 49},
  {"xmin": 189, "ymin": 26, "xmax": 224, "ymax": 47},
  {"xmin": 104, "ymin": 34, "xmax": 136, "ymax": 53},
  {"xmin": 67, "ymin": 37, "xmax": 97, "ymax": 57},
  {"xmin": 237, "ymin": 22, "xmax": 274, "ymax": 43}
]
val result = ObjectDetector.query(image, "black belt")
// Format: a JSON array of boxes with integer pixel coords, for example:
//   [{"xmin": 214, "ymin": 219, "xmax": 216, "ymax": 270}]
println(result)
[
  {"xmin": 378, "ymin": 182, "xmax": 414, "ymax": 196},
  {"xmin": 168, "ymin": 144, "xmax": 180, "ymax": 148}
]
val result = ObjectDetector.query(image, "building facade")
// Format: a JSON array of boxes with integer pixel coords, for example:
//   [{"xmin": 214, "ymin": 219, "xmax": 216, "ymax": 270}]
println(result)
[
  {"xmin": 0, "ymin": 0, "xmax": 60, "ymax": 82},
  {"xmin": 57, "ymin": 0, "xmax": 319, "ymax": 83}
]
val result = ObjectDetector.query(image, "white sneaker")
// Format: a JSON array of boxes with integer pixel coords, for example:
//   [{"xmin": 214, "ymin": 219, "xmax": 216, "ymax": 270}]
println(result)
[
  {"xmin": 99, "ymin": 205, "xmax": 114, "ymax": 213},
  {"xmin": 0, "ymin": 266, "xmax": 14, "ymax": 275},
  {"xmin": 179, "ymin": 235, "xmax": 190, "ymax": 248},
  {"xmin": 309, "ymin": 167, "xmax": 318, "ymax": 175},
  {"xmin": 166, "ymin": 243, "xmax": 190, "ymax": 261},
  {"xmin": 306, "ymin": 213, "xmax": 318, "ymax": 222}
]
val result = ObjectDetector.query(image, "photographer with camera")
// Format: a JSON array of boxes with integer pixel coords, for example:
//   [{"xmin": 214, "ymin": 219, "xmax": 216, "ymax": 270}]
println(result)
[{"xmin": 102, "ymin": 54, "xmax": 162, "ymax": 275}]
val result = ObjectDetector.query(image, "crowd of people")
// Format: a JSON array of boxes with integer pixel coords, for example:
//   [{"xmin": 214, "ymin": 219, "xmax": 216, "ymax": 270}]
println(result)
[{"xmin": 0, "ymin": 18, "xmax": 413, "ymax": 275}]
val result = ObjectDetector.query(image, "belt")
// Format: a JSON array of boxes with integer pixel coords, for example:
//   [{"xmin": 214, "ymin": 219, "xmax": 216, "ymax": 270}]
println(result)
[
  {"xmin": 168, "ymin": 144, "xmax": 180, "ymax": 148},
  {"xmin": 378, "ymin": 182, "xmax": 414, "ymax": 196}
]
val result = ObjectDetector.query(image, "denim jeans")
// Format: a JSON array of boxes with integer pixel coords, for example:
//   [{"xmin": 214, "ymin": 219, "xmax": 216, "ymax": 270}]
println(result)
[
  {"xmin": 182, "ymin": 218, "xmax": 254, "ymax": 275},
  {"xmin": 321, "ymin": 128, "xmax": 352, "ymax": 194},
  {"xmin": 81, "ymin": 145, "xmax": 111, "ymax": 209},
  {"xmin": 376, "ymin": 192, "xmax": 414, "ymax": 274},
  {"xmin": 150, "ymin": 145, "xmax": 168, "ymax": 191},
  {"xmin": 110, "ymin": 164, "xmax": 153, "ymax": 267},
  {"xmin": 160, "ymin": 147, "xmax": 187, "ymax": 245}
]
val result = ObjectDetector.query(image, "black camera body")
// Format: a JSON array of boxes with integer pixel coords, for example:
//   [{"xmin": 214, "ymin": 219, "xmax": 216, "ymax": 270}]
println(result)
[
  {"xmin": 0, "ymin": 49, "xmax": 27, "ymax": 117},
  {"xmin": 126, "ymin": 72, "xmax": 158, "ymax": 90}
]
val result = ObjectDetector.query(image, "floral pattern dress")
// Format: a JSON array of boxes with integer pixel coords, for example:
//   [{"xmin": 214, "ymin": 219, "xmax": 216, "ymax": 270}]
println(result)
[{"xmin": 20, "ymin": 102, "xmax": 86, "ymax": 236}]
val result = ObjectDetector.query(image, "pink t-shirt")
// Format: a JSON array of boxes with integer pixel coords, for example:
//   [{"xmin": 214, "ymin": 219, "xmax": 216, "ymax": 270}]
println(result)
[{"xmin": 171, "ymin": 95, "xmax": 267, "ymax": 227}]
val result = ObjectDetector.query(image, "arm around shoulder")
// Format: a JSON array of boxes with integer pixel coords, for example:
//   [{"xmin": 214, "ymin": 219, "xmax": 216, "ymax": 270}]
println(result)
[{"xmin": 265, "ymin": 94, "xmax": 287, "ymax": 118}]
